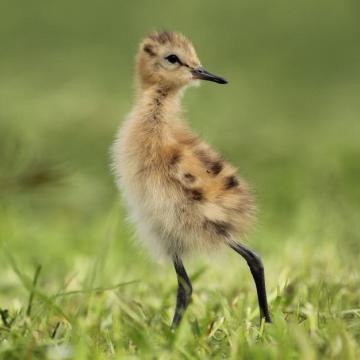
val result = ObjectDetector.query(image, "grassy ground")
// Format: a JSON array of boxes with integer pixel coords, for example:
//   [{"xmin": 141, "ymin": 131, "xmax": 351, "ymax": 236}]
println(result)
[{"xmin": 1, "ymin": 1, "xmax": 360, "ymax": 359}]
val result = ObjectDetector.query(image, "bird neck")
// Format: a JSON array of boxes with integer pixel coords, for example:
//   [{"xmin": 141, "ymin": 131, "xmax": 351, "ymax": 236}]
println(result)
[{"xmin": 135, "ymin": 85, "xmax": 183, "ymax": 124}]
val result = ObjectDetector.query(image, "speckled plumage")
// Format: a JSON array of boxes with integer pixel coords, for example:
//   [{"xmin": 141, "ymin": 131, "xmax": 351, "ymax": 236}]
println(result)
[
  {"xmin": 112, "ymin": 31, "xmax": 271, "ymax": 327},
  {"xmin": 112, "ymin": 31, "xmax": 255, "ymax": 259}
]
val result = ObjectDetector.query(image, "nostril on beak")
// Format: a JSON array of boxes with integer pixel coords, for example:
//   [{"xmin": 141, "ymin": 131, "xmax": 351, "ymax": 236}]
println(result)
[{"xmin": 191, "ymin": 66, "xmax": 228, "ymax": 85}]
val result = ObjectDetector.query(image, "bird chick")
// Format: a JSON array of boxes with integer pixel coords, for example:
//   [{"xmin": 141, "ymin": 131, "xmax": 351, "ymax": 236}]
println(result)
[{"xmin": 112, "ymin": 31, "xmax": 271, "ymax": 327}]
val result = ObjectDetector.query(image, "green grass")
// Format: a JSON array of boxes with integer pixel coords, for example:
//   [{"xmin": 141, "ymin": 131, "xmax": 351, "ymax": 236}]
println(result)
[{"xmin": 1, "ymin": 0, "xmax": 360, "ymax": 358}]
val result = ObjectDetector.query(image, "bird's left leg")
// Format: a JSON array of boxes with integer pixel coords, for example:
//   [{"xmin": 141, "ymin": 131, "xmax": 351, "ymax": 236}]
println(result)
[
  {"xmin": 171, "ymin": 255, "xmax": 192, "ymax": 328},
  {"xmin": 229, "ymin": 242, "xmax": 272, "ymax": 323}
]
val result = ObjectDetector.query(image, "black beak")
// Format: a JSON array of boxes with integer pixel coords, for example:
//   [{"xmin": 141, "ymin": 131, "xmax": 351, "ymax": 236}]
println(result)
[{"xmin": 191, "ymin": 66, "xmax": 228, "ymax": 84}]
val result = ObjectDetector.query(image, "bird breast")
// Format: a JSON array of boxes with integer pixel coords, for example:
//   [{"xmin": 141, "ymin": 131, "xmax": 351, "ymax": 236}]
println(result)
[{"xmin": 112, "ymin": 112, "xmax": 255, "ymax": 257}]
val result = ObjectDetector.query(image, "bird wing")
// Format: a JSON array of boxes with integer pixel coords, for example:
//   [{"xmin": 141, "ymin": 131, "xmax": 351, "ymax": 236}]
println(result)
[{"xmin": 164, "ymin": 126, "xmax": 242, "ymax": 204}]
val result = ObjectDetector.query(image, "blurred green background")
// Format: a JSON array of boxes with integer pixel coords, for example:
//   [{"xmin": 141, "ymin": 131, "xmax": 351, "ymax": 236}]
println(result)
[{"xmin": 0, "ymin": 0, "xmax": 360, "ymax": 358}]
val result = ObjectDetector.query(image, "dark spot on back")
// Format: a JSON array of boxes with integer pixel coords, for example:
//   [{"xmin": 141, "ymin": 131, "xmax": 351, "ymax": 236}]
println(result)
[
  {"xmin": 184, "ymin": 173, "xmax": 196, "ymax": 182},
  {"xmin": 170, "ymin": 151, "xmax": 181, "ymax": 165},
  {"xmin": 204, "ymin": 219, "xmax": 232, "ymax": 237},
  {"xmin": 195, "ymin": 149, "xmax": 223, "ymax": 176},
  {"xmin": 190, "ymin": 189, "xmax": 203, "ymax": 201},
  {"xmin": 224, "ymin": 175, "xmax": 239, "ymax": 189},
  {"xmin": 183, "ymin": 187, "xmax": 203, "ymax": 201},
  {"xmin": 211, "ymin": 161, "xmax": 223, "ymax": 175},
  {"xmin": 195, "ymin": 149, "xmax": 210, "ymax": 165},
  {"xmin": 157, "ymin": 88, "xmax": 167, "ymax": 97}
]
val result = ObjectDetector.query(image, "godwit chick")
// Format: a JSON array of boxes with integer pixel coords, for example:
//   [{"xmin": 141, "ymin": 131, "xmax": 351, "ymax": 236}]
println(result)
[{"xmin": 112, "ymin": 31, "xmax": 271, "ymax": 327}]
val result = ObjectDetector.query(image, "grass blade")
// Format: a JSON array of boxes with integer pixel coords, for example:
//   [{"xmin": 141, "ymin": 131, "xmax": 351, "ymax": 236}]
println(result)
[
  {"xmin": 52, "ymin": 280, "xmax": 139, "ymax": 298},
  {"xmin": 26, "ymin": 265, "xmax": 42, "ymax": 317}
]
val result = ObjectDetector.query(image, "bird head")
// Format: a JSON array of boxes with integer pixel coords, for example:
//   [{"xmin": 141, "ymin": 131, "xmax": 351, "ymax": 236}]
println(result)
[{"xmin": 136, "ymin": 31, "xmax": 227, "ymax": 90}]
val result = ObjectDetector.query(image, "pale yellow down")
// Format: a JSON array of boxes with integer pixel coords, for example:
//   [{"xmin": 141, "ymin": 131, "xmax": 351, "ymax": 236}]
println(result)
[{"xmin": 112, "ymin": 31, "xmax": 255, "ymax": 259}]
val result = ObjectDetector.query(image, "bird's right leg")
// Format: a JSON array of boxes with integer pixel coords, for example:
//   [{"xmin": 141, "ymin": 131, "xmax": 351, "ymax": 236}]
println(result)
[{"xmin": 171, "ymin": 255, "xmax": 192, "ymax": 328}]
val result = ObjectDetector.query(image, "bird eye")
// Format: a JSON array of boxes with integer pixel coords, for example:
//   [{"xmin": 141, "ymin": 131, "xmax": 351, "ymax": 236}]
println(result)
[{"xmin": 165, "ymin": 54, "xmax": 180, "ymax": 64}]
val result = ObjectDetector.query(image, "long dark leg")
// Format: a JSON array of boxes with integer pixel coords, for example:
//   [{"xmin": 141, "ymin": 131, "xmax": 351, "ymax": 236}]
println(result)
[
  {"xmin": 230, "ymin": 242, "xmax": 272, "ymax": 323},
  {"xmin": 171, "ymin": 255, "xmax": 192, "ymax": 328}
]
